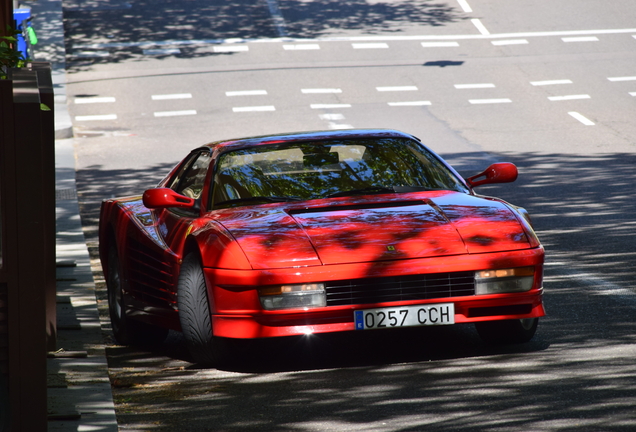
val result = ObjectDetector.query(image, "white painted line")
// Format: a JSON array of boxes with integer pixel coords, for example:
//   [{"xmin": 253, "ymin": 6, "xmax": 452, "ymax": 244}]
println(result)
[
  {"xmin": 74, "ymin": 97, "xmax": 116, "ymax": 104},
  {"xmin": 457, "ymin": 0, "xmax": 472, "ymax": 13},
  {"xmin": 214, "ymin": 45, "xmax": 249, "ymax": 53},
  {"xmin": 492, "ymin": 39, "xmax": 528, "ymax": 46},
  {"xmin": 72, "ymin": 28, "xmax": 636, "ymax": 49},
  {"xmin": 608, "ymin": 76, "xmax": 636, "ymax": 82},
  {"xmin": 302, "ymin": 88, "xmax": 342, "ymax": 94},
  {"xmin": 75, "ymin": 114, "xmax": 117, "ymax": 121},
  {"xmin": 454, "ymin": 83, "xmax": 495, "ymax": 89},
  {"xmin": 310, "ymin": 104, "xmax": 352, "ymax": 109},
  {"xmin": 143, "ymin": 48, "xmax": 181, "ymax": 55},
  {"xmin": 265, "ymin": 0, "xmax": 288, "ymax": 37},
  {"xmin": 630, "ymin": 92, "xmax": 636, "ymax": 96},
  {"xmin": 562, "ymin": 36, "xmax": 599, "ymax": 42},
  {"xmin": 232, "ymin": 106, "xmax": 276, "ymax": 112},
  {"xmin": 376, "ymin": 86, "xmax": 418, "ymax": 92},
  {"xmin": 569, "ymin": 111, "xmax": 594, "ymax": 125},
  {"xmin": 530, "ymin": 79, "xmax": 573, "ymax": 86},
  {"xmin": 320, "ymin": 114, "xmax": 345, "ymax": 120},
  {"xmin": 225, "ymin": 90, "xmax": 268, "ymax": 96},
  {"xmin": 387, "ymin": 101, "xmax": 432, "ymax": 106},
  {"xmin": 154, "ymin": 110, "xmax": 197, "ymax": 117},
  {"xmin": 328, "ymin": 123, "xmax": 354, "ymax": 130},
  {"xmin": 352, "ymin": 43, "xmax": 389, "ymax": 49},
  {"xmin": 469, "ymin": 98, "xmax": 511, "ymax": 104},
  {"xmin": 421, "ymin": 41, "xmax": 459, "ymax": 47},
  {"xmin": 72, "ymin": 51, "xmax": 110, "ymax": 58},
  {"xmin": 283, "ymin": 44, "xmax": 320, "ymax": 50},
  {"xmin": 151, "ymin": 93, "xmax": 192, "ymax": 100},
  {"xmin": 471, "ymin": 19, "xmax": 490, "ymax": 35},
  {"xmin": 548, "ymin": 94, "xmax": 591, "ymax": 101}
]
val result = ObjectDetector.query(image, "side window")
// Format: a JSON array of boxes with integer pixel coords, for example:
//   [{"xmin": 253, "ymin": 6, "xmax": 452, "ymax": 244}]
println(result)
[{"xmin": 169, "ymin": 151, "xmax": 212, "ymax": 200}]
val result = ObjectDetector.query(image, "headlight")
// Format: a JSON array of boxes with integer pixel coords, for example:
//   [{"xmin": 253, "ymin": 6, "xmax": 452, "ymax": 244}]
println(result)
[
  {"xmin": 259, "ymin": 283, "xmax": 326, "ymax": 310},
  {"xmin": 475, "ymin": 267, "xmax": 535, "ymax": 295}
]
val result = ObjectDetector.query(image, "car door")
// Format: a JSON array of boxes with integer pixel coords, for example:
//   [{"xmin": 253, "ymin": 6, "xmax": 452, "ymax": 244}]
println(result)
[{"xmin": 126, "ymin": 150, "xmax": 212, "ymax": 314}]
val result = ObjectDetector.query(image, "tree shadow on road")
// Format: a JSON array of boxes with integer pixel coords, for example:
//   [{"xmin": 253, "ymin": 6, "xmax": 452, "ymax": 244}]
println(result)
[
  {"xmin": 74, "ymin": 149, "xmax": 636, "ymax": 431},
  {"xmin": 63, "ymin": 0, "xmax": 466, "ymax": 71}
]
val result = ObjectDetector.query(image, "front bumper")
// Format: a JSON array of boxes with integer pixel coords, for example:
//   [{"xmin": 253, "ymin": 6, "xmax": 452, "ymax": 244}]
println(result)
[{"xmin": 204, "ymin": 247, "xmax": 545, "ymax": 339}]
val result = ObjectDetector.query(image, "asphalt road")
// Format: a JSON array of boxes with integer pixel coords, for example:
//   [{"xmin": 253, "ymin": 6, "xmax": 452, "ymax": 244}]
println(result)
[{"xmin": 63, "ymin": 0, "xmax": 636, "ymax": 430}]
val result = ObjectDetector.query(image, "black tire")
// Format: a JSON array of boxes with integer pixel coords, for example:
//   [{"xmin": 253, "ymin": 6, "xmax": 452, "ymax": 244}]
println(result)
[
  {"xmin": 177, "ymin": 253, "xmax": 229, "ymax": 366},
  {"xmin": 475, "ymin": 318, "xmax": 538, "ymax": 345},
  {"xmin": 106, "ymin": 245, "xmax": 168, "ymax": 346}
]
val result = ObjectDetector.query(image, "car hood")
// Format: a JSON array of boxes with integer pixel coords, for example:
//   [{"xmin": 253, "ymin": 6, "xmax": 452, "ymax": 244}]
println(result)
[{"xmin": 215, "ymin": 191, "xmax": 531, "ymax": 269}]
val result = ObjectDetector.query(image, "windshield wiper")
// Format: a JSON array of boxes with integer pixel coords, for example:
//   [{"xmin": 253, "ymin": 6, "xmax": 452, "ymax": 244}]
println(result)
[
  {"xmin": 216, "ymin": 196, "xmax": 302, "ymax": 207},
  {"xmin": 327, "ymin": 186, "xmax": 395, "ymax": 198}
]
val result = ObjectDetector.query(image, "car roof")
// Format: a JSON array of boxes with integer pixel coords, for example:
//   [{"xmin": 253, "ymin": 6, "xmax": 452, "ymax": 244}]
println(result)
[{"xmin": 200, "ymin": 129, "xmax": 419, "ymax": 153}]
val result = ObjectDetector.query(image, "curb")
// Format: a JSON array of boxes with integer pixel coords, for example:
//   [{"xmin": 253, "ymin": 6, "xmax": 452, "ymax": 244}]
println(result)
[{"xmin": 31, "ymin": 0, "xmax": 119, "ymax": 430}]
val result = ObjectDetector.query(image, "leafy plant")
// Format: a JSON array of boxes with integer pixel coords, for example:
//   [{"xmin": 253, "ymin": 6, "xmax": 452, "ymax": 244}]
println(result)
[{"xmin": 1, "ymin": 25, "xmax": 28, "ymax": 79}]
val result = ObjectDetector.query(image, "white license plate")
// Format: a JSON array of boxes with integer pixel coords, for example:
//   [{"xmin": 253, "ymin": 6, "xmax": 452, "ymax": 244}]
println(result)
[{"xmin": 354, "ymin": 303, "xmax": 455, "ymax": 330}]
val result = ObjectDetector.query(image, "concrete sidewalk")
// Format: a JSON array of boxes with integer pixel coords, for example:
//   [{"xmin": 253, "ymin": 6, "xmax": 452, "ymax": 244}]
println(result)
[
  {"xmin": 29, "ymin": 0, "xmax": 119, "ymax": 430},
  {"xmin": 49, "ymin": 141, "xmax": 118, "ymax": 431}
]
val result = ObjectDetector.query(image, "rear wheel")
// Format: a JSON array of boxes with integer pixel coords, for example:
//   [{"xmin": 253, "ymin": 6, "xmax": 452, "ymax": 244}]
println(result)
[
  {"xmin": 106, "ymin": 245, "xmax": 168, "ymax": 346},
  {"xmin": 475, "ymin": 318, "xmax": 538, "ymax": 345},
  {"xmin": 177, "ymin": 253, "xmax": 229, "ymax": 366}
]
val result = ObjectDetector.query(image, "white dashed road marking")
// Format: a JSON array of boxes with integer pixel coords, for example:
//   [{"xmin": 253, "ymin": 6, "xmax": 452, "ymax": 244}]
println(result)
[
  {"xmin": 562, "ymin": 36, "xmax": 599, "ymax": 42},
  {"xmin": 214, "ymin": 45, "xmax": 249, "ymax": 53},
  {"xmin": 143, "ymin": 48, "xmax": 180, "ymax": 56},
  {"xmin": 328, "ymin": 123, "xmax": 354, "ymax": 130},
  {"xmin": 352, "ymin": 43, "xmax": 389, "ymax": 49},
  {"xmin": 568, "ymin": 112, "xmax": 595, "ymax": 125},
  {"xmin": 75, "ymin": 114, "xmax": 117, "ymax": 121},
  {"xmin": 74, "ymin": 97, "xmax": 116, "ymax": 104},
  {"xmin": 301, "ymin": 88, "xmax": 342, "ymax": 94},
  {"xmin": 548, "ymin": 94, "xmax": 591, "ymax": 101},
  {"xmin": 387, "ymin": 101, "xmax": 431, "ymax": 106},
  {"xmin": 530, "ymin": 79, "xmax": 573, "ymax": 86},
  {"xmin": 320, "ymin": 114, "xmax": 345, "ymax": 120},
  {"xmin": 469, "ymin": 98, "xmax": 511, "ymax": 104},
  {"xmin": 151, "ymin": 94, "xmax": 192, "ymax": 100},
  {"xmin": 608, "ymin": 76, "xmax": 636, "ymax": 82},
  {"xmin": 376, "ymin": 86, "xmax": 418, "ymax": 92},
  {"xmin": 72, "ymin": 51, "xmax": 109, "ymax": 58},
  {"xmin": 311, "ymin": 104, "xmax": 352, "ymax": 109},
  {"xmin": 455, "ymin": 83, "xmax": 495, "ymax": 89},
  {"xmin": 154, "ymin": 110, "xmax": 197, "ymax": 117},
  {"xmin": 630, "ymin": 92, "xmax": 636, "ymax": 96},
  {"xmin": 283, "ymin": 44, "xmax": 320, "ymax": 50},
  {"xmin": 232, "ymin": 106, "xmax": 276, "ymax": 112},
  {"xmin": 226, "ymin": 90, "xmax": 268, "ymax": 96}
]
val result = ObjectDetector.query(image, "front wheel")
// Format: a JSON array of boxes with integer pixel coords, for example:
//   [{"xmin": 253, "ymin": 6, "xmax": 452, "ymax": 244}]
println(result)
[
  {"xmin": 475, "ymin": 318, "xmax": 538, "ymax": 345},
  {"xmin": 177, "ymin": 253, "xmax": 229, "ymax": 366}
]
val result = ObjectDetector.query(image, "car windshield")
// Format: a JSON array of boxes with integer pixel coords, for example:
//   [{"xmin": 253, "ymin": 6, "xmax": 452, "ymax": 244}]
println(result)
[{"xmin": 211, "ymin": 137, "xmax": 468, "ymax": 208}]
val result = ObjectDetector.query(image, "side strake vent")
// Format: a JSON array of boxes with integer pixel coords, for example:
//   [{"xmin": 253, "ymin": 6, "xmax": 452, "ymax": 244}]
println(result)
[{"xmin": 325, "ymin": 271, "xmax": 475, "ymax": 306}]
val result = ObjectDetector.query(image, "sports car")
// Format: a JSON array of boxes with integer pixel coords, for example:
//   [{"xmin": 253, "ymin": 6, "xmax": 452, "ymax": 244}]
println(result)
[{"xmin": 99, "ymin": 129, "xmax": 545, "ymax": 365}]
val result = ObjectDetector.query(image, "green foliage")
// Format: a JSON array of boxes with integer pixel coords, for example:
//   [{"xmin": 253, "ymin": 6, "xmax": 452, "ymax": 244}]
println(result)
[{"xmin": 1, "ymin": 25, "xmax": 28, "ymax": 79}]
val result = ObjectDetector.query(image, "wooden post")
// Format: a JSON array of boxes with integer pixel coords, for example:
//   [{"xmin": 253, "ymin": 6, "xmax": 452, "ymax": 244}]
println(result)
[{"xmin": 0, "ymin": 64, "xmax": 54, "ymax": 432}]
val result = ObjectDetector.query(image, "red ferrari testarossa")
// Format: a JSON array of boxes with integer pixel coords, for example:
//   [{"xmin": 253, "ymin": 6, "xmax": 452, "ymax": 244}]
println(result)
[{"xmin": 99, "ymin": 129, "xmax": 545, "ymax": 365}]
